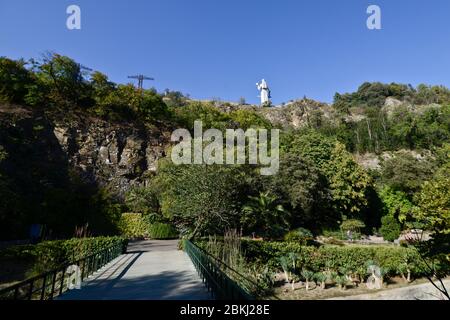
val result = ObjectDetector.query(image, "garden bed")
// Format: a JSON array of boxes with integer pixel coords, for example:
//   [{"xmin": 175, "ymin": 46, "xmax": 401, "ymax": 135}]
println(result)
[
  {"xmin": 274, "ymin": 276, "xmax": 443, "ymax": 300},
  {"xmin": 196, "ymin": 236, "xmax": 448, "ymax": 300}
]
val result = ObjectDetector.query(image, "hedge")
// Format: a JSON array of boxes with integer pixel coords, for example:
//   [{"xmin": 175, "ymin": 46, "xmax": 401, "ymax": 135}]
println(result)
[
  {"xmin": 0, "ymin": 236, "xmax": 127, "ymax": 276},
  {"xmin": 149, "ymin": 223, "xmax": 178, "ymax": 240},
  {"xmin": 118, "ymin": 213, "xmax": 150, "ymax": 239},
  {"xmin": 117, "ymin": 213, "xmax": 178, "ymax": 240},
  {"xmin": 241, "ymin": 241, "xmax": 431, "ymax": 279}
]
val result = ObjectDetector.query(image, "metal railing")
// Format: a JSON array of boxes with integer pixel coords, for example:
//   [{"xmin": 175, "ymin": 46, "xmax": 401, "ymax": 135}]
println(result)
[
  {"xmin": 184, "ymin": 240, "xmax": 263, "ymax": 300},
  {"xmin": 0, "ymin": 242, "xmax": 124, "ymax": 300}
]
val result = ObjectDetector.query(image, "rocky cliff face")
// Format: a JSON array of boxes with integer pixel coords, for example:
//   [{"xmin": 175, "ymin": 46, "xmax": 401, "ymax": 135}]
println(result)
[
  {"xmin": 2, "ymin": 96, "xmax": 436, "ymax": 199},
  {"xmin": 215, "ymin": 98, "xmax": 337, "ymax": 129},
  {"xmin": 0, "ymin": 104, "xmax": 170, "ymax": 198},
  {"xmin": 259, "ymin": 99, "xmax": 336, "ymax": 129}
]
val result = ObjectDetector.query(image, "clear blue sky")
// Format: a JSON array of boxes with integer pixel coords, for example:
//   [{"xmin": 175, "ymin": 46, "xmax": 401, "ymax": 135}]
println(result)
[{"xmin": 1, "ymin": 0, "xmax": 450, "ymax": 104}]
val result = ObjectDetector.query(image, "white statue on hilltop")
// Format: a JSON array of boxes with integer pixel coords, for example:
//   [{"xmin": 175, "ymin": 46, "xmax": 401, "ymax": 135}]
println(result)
[{"xmin": 256, "ymin": 79, "xmax": 271, "ymax": 106}]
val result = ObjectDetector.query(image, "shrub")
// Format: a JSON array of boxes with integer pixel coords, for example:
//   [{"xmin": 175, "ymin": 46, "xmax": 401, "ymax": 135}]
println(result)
[
  {"xmin": 240, "ymin": 240, "xmax": 428, "ymax": 281},
  {"xmin": 171, "ymin": 101, "xmax": 232, "ymax": 130},
  {"xmin": 321, "ymin": 237, "xmax": 345, "ymax": 246},
  {"xmin": 229, "ymin": 109, "xmax": 272, "ymax": 130},
  {"xmin": 314, "ymin": 272, "xmax": 328, "ymax": 289},
  {"xmin": 250, "ymin": 265, "xmax": 275, "ymax": 296},
  {"xmin": 118, "ymin": 213, "xmax": 150, "ymax": 239},
  {"xmin": 301, "ymin": 269, "xmax": 315, "ymax": 290},
  {"xmin": 340, "ymin": 219, "xmax": 366, "ymax": 232},
  {"xmin": 148, "ymin": 223, "xmax": 178, "ymax": 240},
  {"xmin": 0, "ymin": 236, "xmax": 126, "ymax": 277},
  {"xmin": 284, "ymin": 228, "xmax": 313, "ymax": 245},
  {"xmin": 380, "ymin": 216, "xmax": 401, "ymax": 242},
  {"xmin": 322, "ymin": 229, "xmax": 346, "ymax": 240},
  {"xmin": 335, "ymin": 275, "xmax": 349, "ymax": 290}
]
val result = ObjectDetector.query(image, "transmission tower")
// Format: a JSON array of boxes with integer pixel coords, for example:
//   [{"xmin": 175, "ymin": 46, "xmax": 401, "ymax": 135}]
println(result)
[{"xmin": 128, "ymin": 75, "xmax": 154, "ymax": 89}]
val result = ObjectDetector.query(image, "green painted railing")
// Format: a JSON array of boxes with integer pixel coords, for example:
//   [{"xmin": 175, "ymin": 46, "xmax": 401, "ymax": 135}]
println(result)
[
  {"xmin": 0, "ymin": 242, "xmax": 124, "ymax": 300},
  {"xmin": 184, "ymin": 240, "xmax": 259, "ymax": 300}
]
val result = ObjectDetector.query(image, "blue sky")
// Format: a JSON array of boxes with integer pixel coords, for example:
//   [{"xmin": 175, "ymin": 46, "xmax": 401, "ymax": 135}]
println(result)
[{"xmin": 1, "ymin": 0, "xmax": 450, "ymax": 104}]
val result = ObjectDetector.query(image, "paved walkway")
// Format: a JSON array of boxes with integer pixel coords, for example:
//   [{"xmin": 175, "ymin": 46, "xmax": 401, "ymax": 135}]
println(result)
[{"xmin": 59, "ymin": 240, "xmax": 211, "ymax": 300}]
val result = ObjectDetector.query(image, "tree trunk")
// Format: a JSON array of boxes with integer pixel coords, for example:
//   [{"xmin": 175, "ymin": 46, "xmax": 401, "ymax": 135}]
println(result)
[
  {"xmin": 366, "ymin": 119, "xmax": 373, "ymax": 141},
  {"xmin": 401, "ymin": 272, "xmax": 407, "ymax": 283},
  {"xmin": 284, "ymin": 271, "xmax": 290, "ymax": 283}
]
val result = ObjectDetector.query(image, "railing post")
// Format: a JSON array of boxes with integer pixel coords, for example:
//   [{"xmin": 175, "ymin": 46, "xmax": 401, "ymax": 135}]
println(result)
[
  {"xmin": 27, "ymin": 280, "xmax": 33, "ymax": 300},
  {"xmin": 183, "ymin": 240, "xmax": 257, "ymax": 301},
  {"xmin": 81, "ymin": 258, "xmax": 85, "ymax": 280},
  {"xmin": 40, "ymin": 274, "xmax": 47, "ymax": 300},
  {"xmin": 59, "ymin": 269, "xmax": 65, "ymax": 295},
  {"xmin": 50, "ymin": 271, "xmax": 57, "ymax": 300}
]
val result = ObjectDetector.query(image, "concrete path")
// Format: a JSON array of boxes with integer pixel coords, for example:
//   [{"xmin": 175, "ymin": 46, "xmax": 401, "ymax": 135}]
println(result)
[
  {"xmin": 328, "ymin": 279, "xmax": 450, "ymax": 300},
  {"xmin": 59, "ymin": 240, "xmax": 211, "ymax": 300}
]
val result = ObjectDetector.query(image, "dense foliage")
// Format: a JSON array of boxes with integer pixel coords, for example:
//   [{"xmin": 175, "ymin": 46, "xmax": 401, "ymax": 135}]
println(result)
[
  {"xmin": 118, "ymin": 213, "xmax": 151, "ymax": 239},
  {"xmin": 0, "ymin": 236, "xmax": 126, "ymax": 277},
  {"xmin": 241, "ymin": 240, "xmax": 432, "ymax": 280},
  {"xmin": 148, "ymin": 222, "xmax": 179, "ymax": 239},
  {"xmin": 0, "ymin": 54, "xmax": 448, "ymax": 265},
  {"xmin": 334, "ymin": 82, "xmax": 450, "ymax": 112},
  {"xmin": 153, "ymin": 161, "xmax": 249, "ymax": 238},
  {"xmin": 0, "ymin": 54, "xmax": 170, "ymax": 122},
  {"xmin": 379, "ymin": 216, "xmax": 402, "ymax": 242},
  {"xmin": 284, "ymin": 228, "xmax": 314, "ymax": 245},
  {"xmin": 323, "ymin": 82, "xmax": 450, "ymax": 154}
]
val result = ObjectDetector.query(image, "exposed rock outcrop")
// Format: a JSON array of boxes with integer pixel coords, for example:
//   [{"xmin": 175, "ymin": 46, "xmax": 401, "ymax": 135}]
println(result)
[
  {"xmin": 259, "ymin": 99, "xmax": 336, "ymax": 129},
  {"xmin": 0, "ymin": 104, "xmax": 170, "ymax": 198}
]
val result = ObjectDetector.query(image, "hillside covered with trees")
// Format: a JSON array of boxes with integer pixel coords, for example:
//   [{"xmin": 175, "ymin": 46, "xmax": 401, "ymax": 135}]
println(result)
[{"xmin": 0, "ymin": 54, "xmax": 448, "ymax": 253}]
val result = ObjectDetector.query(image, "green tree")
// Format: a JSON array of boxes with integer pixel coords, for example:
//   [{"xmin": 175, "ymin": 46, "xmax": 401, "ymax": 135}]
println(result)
[
  {"xmin": 415, "ymin": 84, "xmax": 450, "ymax": 105},
  {"xmin": 388, "ymin": 106, "xmax": 418, "ymax": 149},
  {"xmin": 379, "ymin": 215, "xmax": 402, "ymax": 242},
  {"xmin": 155, "ymin": 161, "xmax": 249, "ymax": 238},
  {"xmin": 326, "ymin": 143, "xmax": 373, "ymax": 218},
  {"xmin": 381, "ymin": 152, "xmax": 435, "ymax": 196},
  {"xmin": 229, "ymin": 109, "xmax": 272, "ymax": 130},
  {"xmin": 163, "ymin": 90, "xmax": 187, "ymax": 107},
  {"xmin": 411, "ymin": 164, "xmax": 450, "ymax": 299},
  {"xmin": 94, "ymin": 83, "xmax": 168, "ymax": 121},
  {"xmin": 31, "ymin": 53, "xmax": 93, "ymax": 107},
  {"xmin": 0, "ymin": 57, "xmax": 33, "ymax": 104},
  {"xmin": 241, "ymin": 192, "xmax": 288, "ymax": 239},
  {"xmin": 263, "ymin": 152, "xmax": 335, "ymax": 231},
  {"xmin": 171, "ymin": 101, "xmax": 232, "ymax": 130},
  {"xmin": 415, "ymin": 105, "xmax": 450, "ymax": 148},
  {"xmin": 96, "ymin": 84, "xmax": 139, "ymax": 119},
  {"xmin": 283, "ymin": 130, "xmax": 336, "ymax": 169},
  {"xmin": 340, "ymin": 219, "xmax": 366, "ymax": 232},
  {"xmin": 91, "ymin": 72, "xmax": 115, "ymax": 100},
  {"xmin": 138, "ymin": 89, "xmax": 170, "ymax": 121},
  {"xmin": 125, "ymin": 186, "xmax": 160, "ymax": 216},
  {"xmin": 379, "ymin": 186, "xmax": 414, "ymax": 223},
  {"xmin": 413, "ymin": 166, "xmax": 450, "ymax": 235},
  {"xmin": 282, "ymin": 131, "xmax": 373, "ymax": 223}
]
